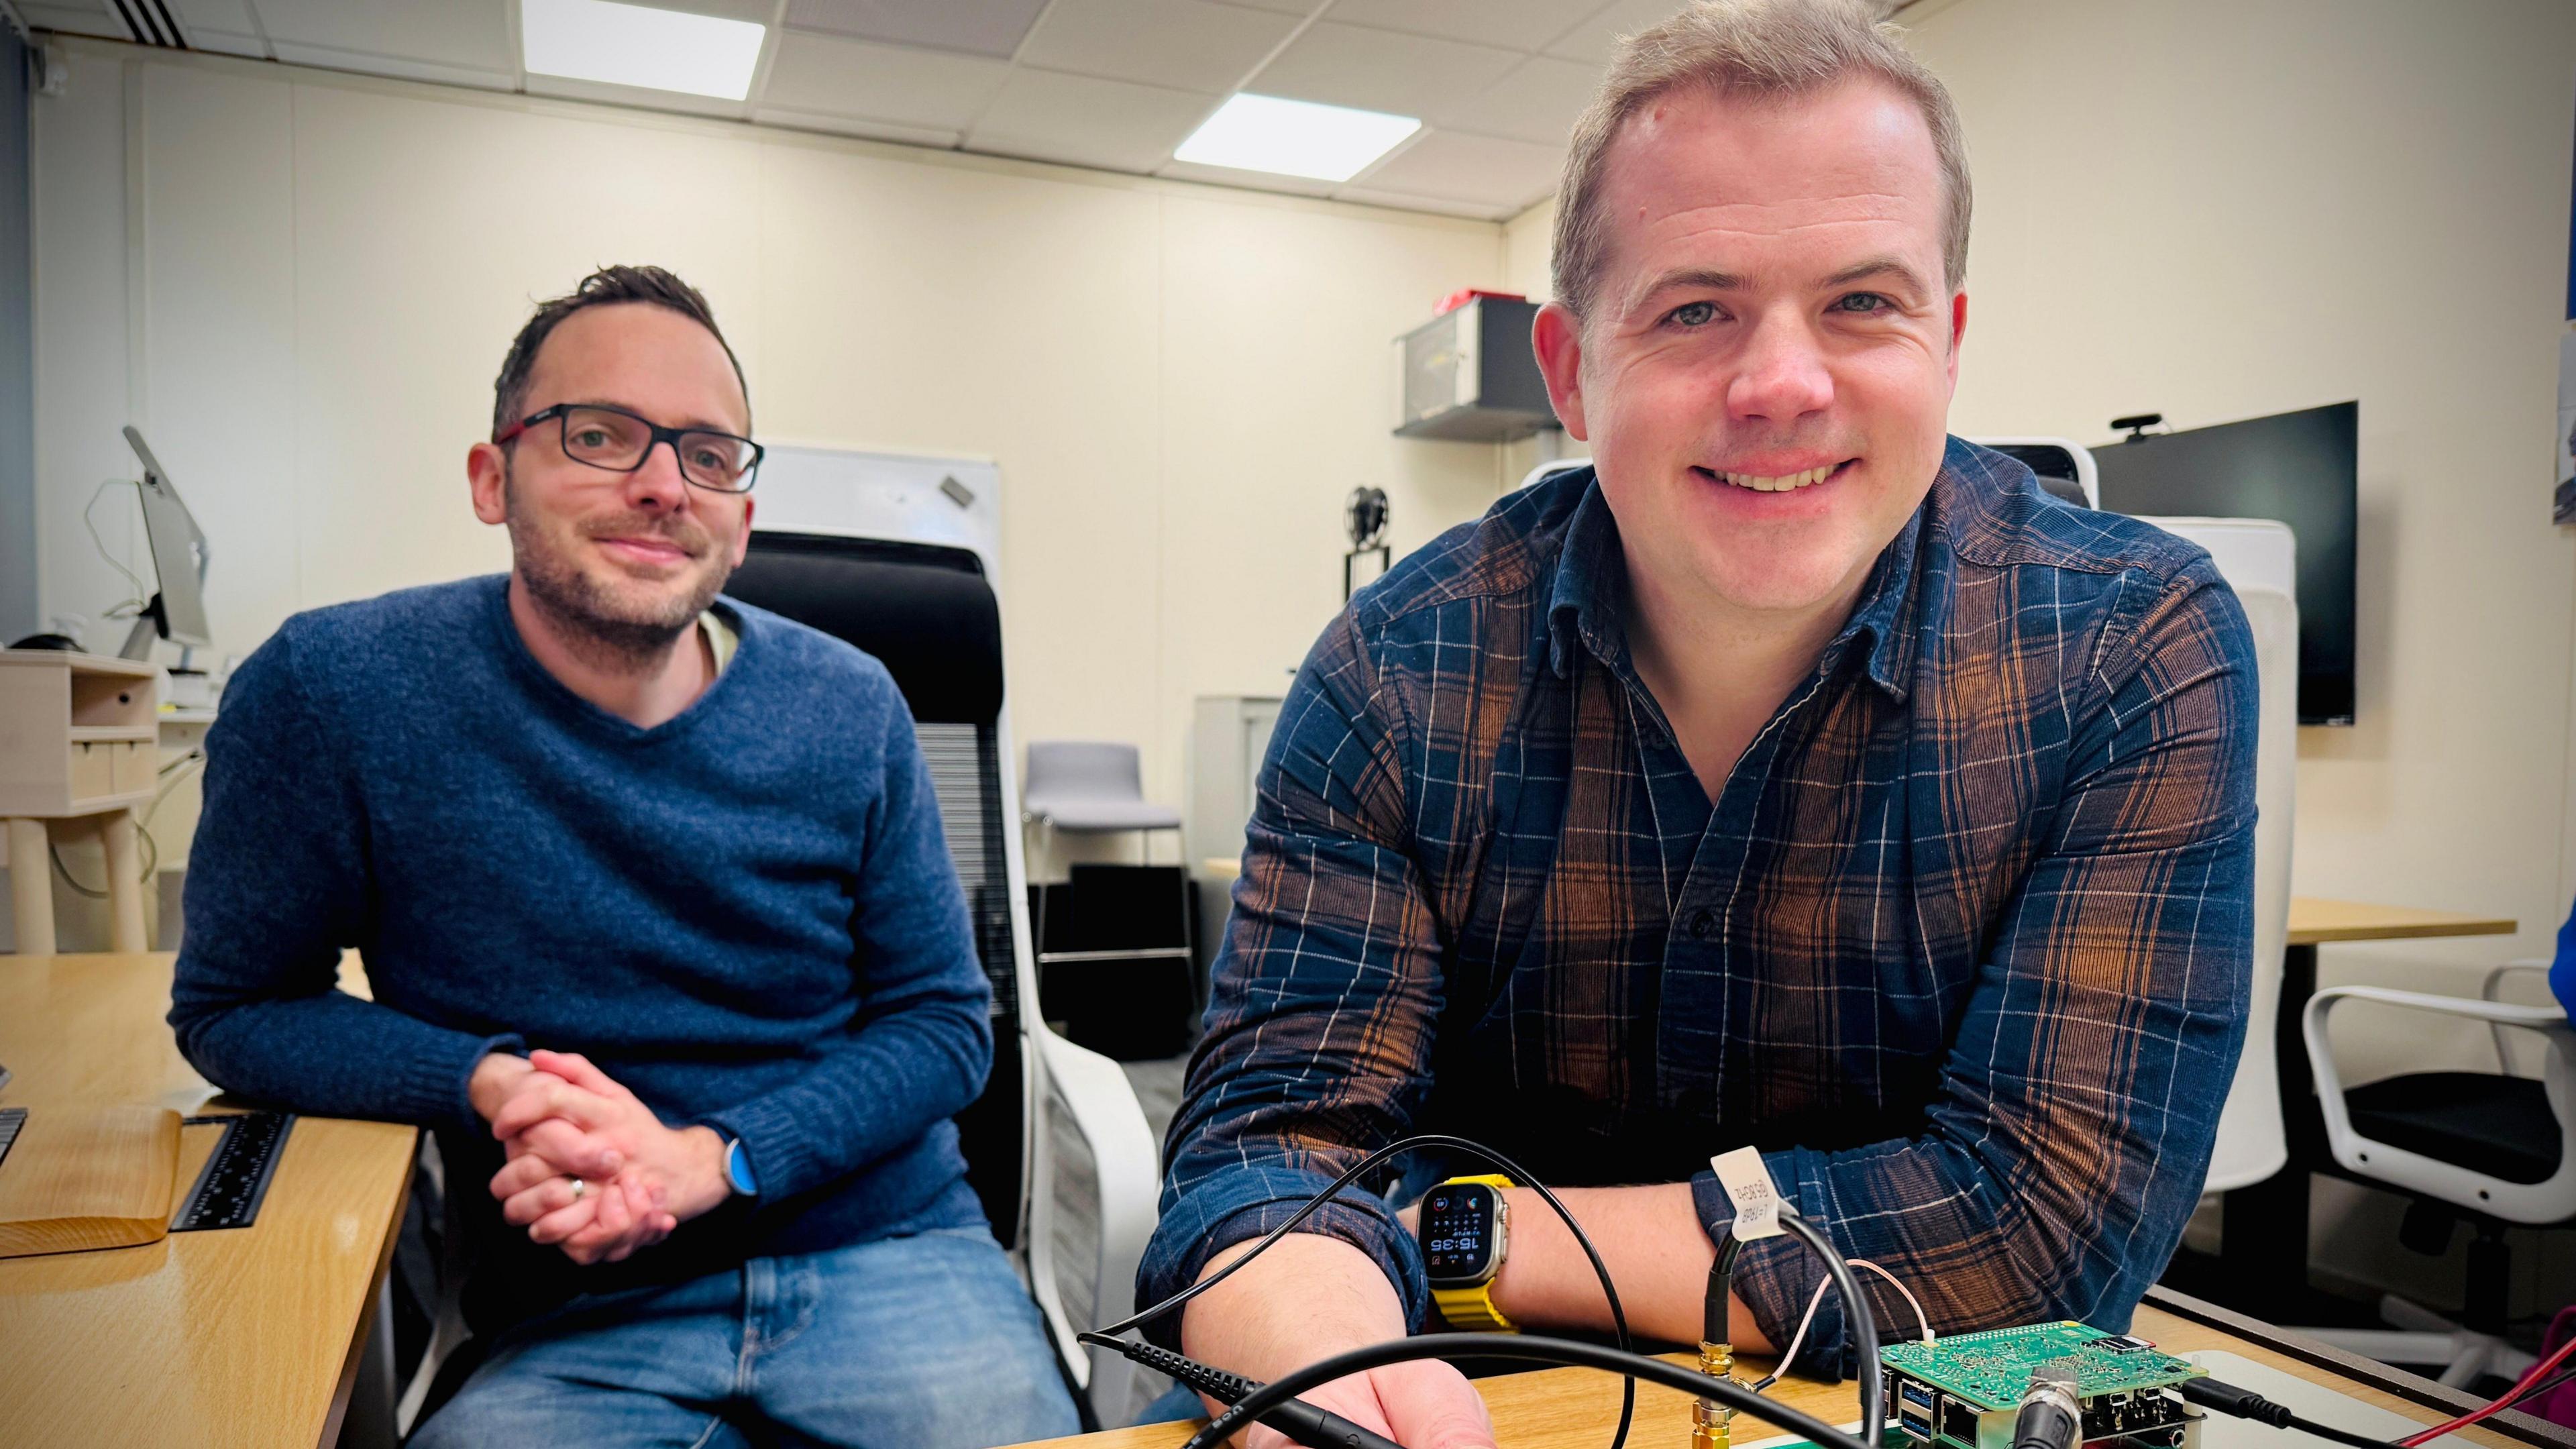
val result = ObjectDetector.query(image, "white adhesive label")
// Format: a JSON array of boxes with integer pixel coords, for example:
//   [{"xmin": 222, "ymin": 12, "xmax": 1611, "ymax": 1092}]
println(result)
[{"xmin": 1711, "ymin": 1147, "xmax": 1786, "ymax": 1240}]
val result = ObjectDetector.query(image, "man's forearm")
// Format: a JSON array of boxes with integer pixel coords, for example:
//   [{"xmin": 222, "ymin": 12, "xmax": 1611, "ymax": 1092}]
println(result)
[
  {"xmin": 1485, "ymin": 1183, "xmax": 1774, "ymax": 1352},
  {"xmin": 169, "ymin": 985, "xmax": 519, "ymax": 1132},
  {"xmin": 1181, "ymin": 1232, "xmax": 1411, "ymax": 1383}
]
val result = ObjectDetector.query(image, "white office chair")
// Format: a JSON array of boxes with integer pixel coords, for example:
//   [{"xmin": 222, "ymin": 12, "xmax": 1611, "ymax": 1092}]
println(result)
[
  {"xmin": 723, "ymin": 537, "xmax": 1169, "ymax": 1427},
  {"xmin": 1970, "ymin": 436, "xmax": 2102, "ymax": 508},
  {"xmin": 2296, "ymin": 961, "xmax": 2575, "ymax": 1386},
  {"xmin": 2137, "ymin": 517, "xmax": 2298, "ymax": 1195}
]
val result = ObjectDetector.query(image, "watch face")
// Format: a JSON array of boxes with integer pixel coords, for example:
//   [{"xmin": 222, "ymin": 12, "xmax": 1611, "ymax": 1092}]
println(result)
[{"xmin": 1421, "ymin": 1182, "xmax": 1501, "ymax": 1284}]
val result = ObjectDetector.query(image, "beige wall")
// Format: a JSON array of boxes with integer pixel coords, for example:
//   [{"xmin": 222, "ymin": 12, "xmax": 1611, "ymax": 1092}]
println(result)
[
  {"xmin": 1902, "ymin": 0, "xmax": 2576, "ymax": 1310},
  {"xmin": 1502, "ymin": 197, "xmax": 1556, "ymax": 303},
  {"xmin": 1902, "ymin": 0, "xmax": 2576, "ymax": 1012},
  {"xmin": 29, "ymin": 41, "xmax": 1519, "ymax": 843}
]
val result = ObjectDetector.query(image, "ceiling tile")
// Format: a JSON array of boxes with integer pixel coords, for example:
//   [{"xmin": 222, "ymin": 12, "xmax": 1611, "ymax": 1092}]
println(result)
[
  {"xmin": 170, "ymin": 0, "xmax": 260, "ymax": 32},
  {"xmin": 1542, "ymin": 0, "xmax": 1691, "ymax": 64},
  {"xmin": 1018, "ymin": 0, "xmax": 1296, "ymax": 95},
  {"xmin": 655, "ymin": 0, "xmax": 771, "ymax": 19},
  {"xmin": 1157, "ymin": 156, "xmax": 1336, "ymax": 199},
  {"xmin": 1349, "ymin": 127, "xmax": 1562, "ymax": 207},
  {"xmin": 761, "ymin": 30, "xmax": 1010, "ymax": 131},
  {"xmin": 15, "ymin": 2, "xmax": 118, "ymax": 37},
  {"xmin": 521, "ymin": 69, "xmax": 747, "ymax": 114},
  {"xmin": 1326, "ymin": 0, "xmax": 1601, "ymax": 53},
  {"xmin": 247, "ymin": 0, "xmax": 512, "ymax": 73},
  {"xmin": 1205, "ymin": 0, "xmax": 1308, "ymax": 11},
  {"xmin": 189, "ymin": 30, "xmax": 274, "ymax": 58},
  {"xmin": 750, "ymin": 107, "xmax": 959, "ymax": 149},
  {"xmin": 1246, "ymin": 21, "xmax": 1519, "ymax": 121},
  {"xmin": 782, "ymin": 0, "xmax": 1049, "ymax": 59},
  {"xmin": 1435, "ymin": 54, "xmax": 1601, "ymax": 143},
  {"xmin": 966, "ymin": 68, "xmax": 1218, "ymax": 174}
]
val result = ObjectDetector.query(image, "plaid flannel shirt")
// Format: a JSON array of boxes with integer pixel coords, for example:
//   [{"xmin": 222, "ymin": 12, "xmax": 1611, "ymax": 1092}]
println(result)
[{"xmin": 1141, "ymin": 440, "xmax": 2257, "ymax": 1366}]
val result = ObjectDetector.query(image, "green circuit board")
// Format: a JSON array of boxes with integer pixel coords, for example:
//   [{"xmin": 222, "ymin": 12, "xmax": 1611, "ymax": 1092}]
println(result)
[{"xmin": 1879, "ymin": 1322, "xmax": 2204, "ymax": 1411}]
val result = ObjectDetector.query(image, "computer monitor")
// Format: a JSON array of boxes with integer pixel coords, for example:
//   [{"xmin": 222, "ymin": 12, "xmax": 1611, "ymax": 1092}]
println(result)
[
  {"xmin": 117, "ymin": 425, "xmax": 211, "ymax": 659},
  {"xmin": 2093, "ymin": 402, "xmax": 2358, "ymax": 726}
]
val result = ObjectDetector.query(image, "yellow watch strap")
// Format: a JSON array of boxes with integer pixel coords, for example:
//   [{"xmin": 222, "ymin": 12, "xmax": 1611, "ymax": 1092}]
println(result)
[
  {"xmin": 1434, "ymin": 1281, "xmax": 1519, "ymax": 1332},
  {"xmin": 1426, "ymin": 1173, "xmax": 1518, "ymax": 1333}
]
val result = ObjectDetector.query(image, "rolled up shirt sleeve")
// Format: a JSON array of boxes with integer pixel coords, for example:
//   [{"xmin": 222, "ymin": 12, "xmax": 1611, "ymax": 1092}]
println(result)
[{"xmin": 1136, "ymin": 606, "xmax": 1447, "ymax": 1345}]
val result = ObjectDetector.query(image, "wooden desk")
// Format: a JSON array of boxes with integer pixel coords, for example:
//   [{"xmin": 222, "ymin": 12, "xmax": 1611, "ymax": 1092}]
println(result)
[
  {"xmin": 0, "ymin": 951, "xmax": 418, "ymax": 1448},
  {"xmin": 1012, "ymin": 1293, "xmax": 2561, "ymax": 1449},
  {"xmin": 2286, "ymin": 898, "xmax": 2518, "ymax": 947}
]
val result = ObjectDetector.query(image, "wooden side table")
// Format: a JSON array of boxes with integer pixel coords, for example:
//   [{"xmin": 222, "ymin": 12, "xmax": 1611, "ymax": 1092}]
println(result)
[{"xmin": 0, "ymin": 650, "xmax": 161, "ymax": 954}]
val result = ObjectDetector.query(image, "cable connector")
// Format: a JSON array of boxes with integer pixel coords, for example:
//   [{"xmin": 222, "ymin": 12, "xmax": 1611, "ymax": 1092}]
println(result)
[
  {"xmin": 1083, "ymin": 1334, "xmax": 1407, "ymax": 1449},
  {"xmin": 2176, "ymin": 1375, "xmax": 2396, "ymax": 1449},
  {"xmin": 1695, "ymin": 1340, "xmax": 1739, "ymax": 1449},
  {"xmin": 2010, "ymin": 1360, "xmax": 2083, "ymax": 1449}
]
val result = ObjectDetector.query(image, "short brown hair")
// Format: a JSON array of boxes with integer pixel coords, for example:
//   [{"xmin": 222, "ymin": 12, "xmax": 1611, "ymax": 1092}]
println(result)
[
  {"xmin": 490, "ymin": 264, "xmax": 749, "ymax": 439},
  {"xmin": 1550, "ymin": 0, "xmax": 1972, "ymax": 323}
]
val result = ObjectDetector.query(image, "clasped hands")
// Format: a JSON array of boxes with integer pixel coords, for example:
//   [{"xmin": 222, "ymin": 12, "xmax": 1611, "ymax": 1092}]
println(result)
[{"xmin": 467, "ymin": 1049, "xmax": 733, "ymax": 1265}]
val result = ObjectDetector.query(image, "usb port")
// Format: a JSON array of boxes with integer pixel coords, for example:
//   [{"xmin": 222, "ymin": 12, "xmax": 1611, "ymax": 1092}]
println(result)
[
  {"xmin": 1900, "ymin": 1408, "xmax": 1934, "ymax": 1441},
  {"xmin": 1899, "ymin": 1381, "xmax": 1935, "ymax": 1412}
]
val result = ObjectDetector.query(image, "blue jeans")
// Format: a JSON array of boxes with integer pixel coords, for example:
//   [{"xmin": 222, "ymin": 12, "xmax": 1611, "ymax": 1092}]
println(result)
[{"xmin": 412, "ymin": 1226, "xmax": 1082, "ymax": 1449}]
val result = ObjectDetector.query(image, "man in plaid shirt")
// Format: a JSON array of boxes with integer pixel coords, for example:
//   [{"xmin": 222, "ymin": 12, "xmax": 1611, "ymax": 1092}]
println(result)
[{"xmin": 1140, "ymin": 2, "xmax": 2258, "ymax": 1445}]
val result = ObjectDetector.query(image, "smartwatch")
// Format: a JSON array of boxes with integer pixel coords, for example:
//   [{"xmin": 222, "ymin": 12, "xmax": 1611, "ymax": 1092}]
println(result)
[
  {"xmin": 1419, "ymin": 1173, "xmax": 1516, "ymax": 1332},
  {"xmin": 724, "ymin": 1136, "xmax": 759, "ymax": 1198}
]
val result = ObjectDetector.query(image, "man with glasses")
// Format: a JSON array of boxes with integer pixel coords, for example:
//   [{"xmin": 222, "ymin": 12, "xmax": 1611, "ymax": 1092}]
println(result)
[{"xmin": 169, "ymin": 266, "xmax": 1080, "ymax": 1448}]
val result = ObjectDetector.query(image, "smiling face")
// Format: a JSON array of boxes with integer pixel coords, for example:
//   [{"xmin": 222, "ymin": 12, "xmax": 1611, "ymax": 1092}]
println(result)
[
  {"xmin": 468, "ymin": 302, "xmax": 754, "ymax": 651},
  {"xmin": 1534, "ymin": 76, "xmax": 1965, "ymax": 621}
]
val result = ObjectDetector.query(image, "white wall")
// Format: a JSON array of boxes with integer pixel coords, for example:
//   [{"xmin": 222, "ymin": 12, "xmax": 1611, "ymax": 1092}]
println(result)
[
  {"xmin": 1899, "ymin": 0, "xmax": 2576, "ymax": 1312},
  {"xmin": 29, "ymin": 40, "xmax": 1519, "ymax": 839}
]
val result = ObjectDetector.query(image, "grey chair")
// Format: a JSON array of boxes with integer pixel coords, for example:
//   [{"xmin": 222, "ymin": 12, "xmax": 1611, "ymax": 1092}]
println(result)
[
  {"xmin": 1022, "ymin": 742, "xmax": 1183, "ymax": 850},
  {"xmin": 1022, "ymin": 743, "xmax": 1196, "ymax": 1059}
]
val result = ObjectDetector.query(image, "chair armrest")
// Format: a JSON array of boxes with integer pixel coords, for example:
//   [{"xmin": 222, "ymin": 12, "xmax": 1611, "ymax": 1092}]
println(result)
[
  {"xmin": 2482, "ymin": 959, "xmax": 2552, "ymax": 1000},
  {"xmin": 2307, "ymin": 983, "xmax": 2566, "ymax": 1030},
  {"xmin": 1030, "ymin": 1025, "xmax": 1164, "ymax": 1425},
  {"xmin": 2481, "ymin": 959, "xmax": 2557, "ymax": 1073},
  {"xmin": 1035, "ymin": 1026, "xmax": 1162, "ymax": 1303}
]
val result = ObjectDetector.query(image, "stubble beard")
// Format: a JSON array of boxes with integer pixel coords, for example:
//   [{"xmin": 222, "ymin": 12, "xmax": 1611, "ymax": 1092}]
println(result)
[{"xmin": 503, "ymin": 465, "xmax": 729, "ymax": 672}]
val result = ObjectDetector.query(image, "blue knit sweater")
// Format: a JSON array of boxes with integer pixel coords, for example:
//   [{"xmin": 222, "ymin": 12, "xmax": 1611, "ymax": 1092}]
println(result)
[{"xmin": 170, "ymin": 576, "xmax": 992, "ymax": 1326}]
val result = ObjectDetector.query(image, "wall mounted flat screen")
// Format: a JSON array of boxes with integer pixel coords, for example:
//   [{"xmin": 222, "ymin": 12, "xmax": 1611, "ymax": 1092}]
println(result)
[{"xmin": 2094, "ymin": 401, "xmax": 2357, "ymax": 725}]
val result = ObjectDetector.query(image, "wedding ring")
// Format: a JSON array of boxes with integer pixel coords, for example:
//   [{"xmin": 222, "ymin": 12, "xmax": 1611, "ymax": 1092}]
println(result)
[{"xmin": 568, "ymin": 1177, "xmax": 588, "ymax": 1201}]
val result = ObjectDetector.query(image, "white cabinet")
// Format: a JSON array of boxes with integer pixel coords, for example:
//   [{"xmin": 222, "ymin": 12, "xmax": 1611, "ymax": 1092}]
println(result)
[{"xmin": 1185, "ymin": 695, "xmax": 1280, "ymax": 876}]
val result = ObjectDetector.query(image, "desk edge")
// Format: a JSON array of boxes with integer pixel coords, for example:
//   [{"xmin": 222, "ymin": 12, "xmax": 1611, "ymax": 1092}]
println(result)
[
  {"xmin": 313, "ymin": 1127, "xmax": 419, "ymax": 1449},
  {"xmin": 2285, "ymin": 922, "xmax": 2521, "ymax": 945},
  {"xmin": 2143, "ymin": 1286, "xmax": 2574, "ymax": 1448}
]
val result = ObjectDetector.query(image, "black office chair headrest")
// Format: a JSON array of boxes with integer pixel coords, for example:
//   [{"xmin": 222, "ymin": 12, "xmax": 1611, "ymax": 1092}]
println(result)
[{"xmin": 725, "ymin": 531, "xmax": 1004, "ymax": 727}]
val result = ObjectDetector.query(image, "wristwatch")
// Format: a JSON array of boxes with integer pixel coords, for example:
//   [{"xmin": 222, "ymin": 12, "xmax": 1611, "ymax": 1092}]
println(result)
[
  {"xmin": 723, "ymin": 1136, "xmax": 759, "ymax": 1198},
  {"xmin": 1419, "ymin": 1173, "xmax": 1516, "ymax": 1332}
]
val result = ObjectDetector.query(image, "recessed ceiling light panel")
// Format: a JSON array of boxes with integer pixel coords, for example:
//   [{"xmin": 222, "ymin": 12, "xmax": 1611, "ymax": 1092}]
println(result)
[
  {"xmin": 522, "ymin": 0, "xmax": 768, "ymax": 101},
  {"xmin": 1173, "ymin": 93, "xmax": 1422, "ymax": 183}
]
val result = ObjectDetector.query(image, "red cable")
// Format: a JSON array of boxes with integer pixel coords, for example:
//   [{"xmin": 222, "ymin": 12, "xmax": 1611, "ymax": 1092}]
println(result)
[{"xmin": 2396, "ymin": 1332, "xmax": 2576, "ymax": 1446}]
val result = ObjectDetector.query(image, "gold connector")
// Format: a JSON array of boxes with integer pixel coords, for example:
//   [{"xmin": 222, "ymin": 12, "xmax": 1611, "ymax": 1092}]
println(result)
[{"xmin": 1693, "ymin": 1341, "xmax": 1739, "ymax": 1449}]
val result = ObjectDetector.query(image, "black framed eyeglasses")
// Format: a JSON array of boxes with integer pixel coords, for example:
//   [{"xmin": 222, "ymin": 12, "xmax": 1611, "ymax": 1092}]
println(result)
[{"xmin": 496, "ymin": 402, "xmax": 764, "ymax": 494}]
